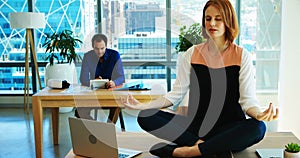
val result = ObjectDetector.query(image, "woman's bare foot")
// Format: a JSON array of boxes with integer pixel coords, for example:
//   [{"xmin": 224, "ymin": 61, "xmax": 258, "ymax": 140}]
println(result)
[
  {"xmin": 172, "ymin": 139, "xmax": 204, "ymax": 157},
  {"xmin": 195, "ymin": 139, "xmax": 204, "ymax": 145}
]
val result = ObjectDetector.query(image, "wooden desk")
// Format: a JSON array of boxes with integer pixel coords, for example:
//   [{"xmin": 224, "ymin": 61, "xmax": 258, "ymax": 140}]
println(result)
[
  {"xmin": 65, "ymin": 132, "xmax": 300, "ymax": 158},
  {"xmin": 32, "ymin": 85, "xmax": 165, "ymax": 158},
  {"xmin": 234, "ymin": 132, "xmax": 300, "ymax": 158}
]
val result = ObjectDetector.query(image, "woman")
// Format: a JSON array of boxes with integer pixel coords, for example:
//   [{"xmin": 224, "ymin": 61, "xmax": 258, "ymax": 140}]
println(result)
[{"xmin": 122, "ymin": 0, "xmax": 278, "ymax": 157}]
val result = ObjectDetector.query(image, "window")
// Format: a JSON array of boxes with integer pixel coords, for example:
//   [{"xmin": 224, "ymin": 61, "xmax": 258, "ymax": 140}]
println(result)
[
  {"xmin": 0, "ymin": 0, "xmax": 282, "ymax": 103},
  {"xmin": 101, "ymin": 0, "xmax": 174, "ymax": 91},
  {"xmin": 0, "ymin": 0, "xmax": 85, "ymax": 94},
  {"xmin": 240, "ymin": 0, "xmax": 281, "ymax": 106}
]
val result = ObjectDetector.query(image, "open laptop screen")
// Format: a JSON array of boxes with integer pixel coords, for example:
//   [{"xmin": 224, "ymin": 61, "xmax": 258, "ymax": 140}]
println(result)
[{"xmin": 256, "ymin": 148, "xmax": 283, "ymax": 158}]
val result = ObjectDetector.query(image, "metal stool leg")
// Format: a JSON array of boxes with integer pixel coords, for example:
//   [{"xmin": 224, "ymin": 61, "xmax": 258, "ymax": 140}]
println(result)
[{"xmin": 93, "ymin": 108, "xmax": 98, "ymax": 121}]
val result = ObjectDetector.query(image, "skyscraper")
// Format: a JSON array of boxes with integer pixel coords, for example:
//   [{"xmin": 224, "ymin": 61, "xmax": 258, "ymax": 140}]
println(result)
[{"xmin": 124, "ymin": 2, "xmax": 163, "ymax": 34}]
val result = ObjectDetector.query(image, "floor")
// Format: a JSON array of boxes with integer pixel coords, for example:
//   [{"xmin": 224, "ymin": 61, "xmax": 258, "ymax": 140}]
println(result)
[{"xmin": 0, "ymin": 107, "xmax": 143, "ymax": 158}]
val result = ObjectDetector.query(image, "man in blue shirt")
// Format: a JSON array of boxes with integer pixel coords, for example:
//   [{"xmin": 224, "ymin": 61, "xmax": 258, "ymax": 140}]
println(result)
[{"xmin": 75, "ymin": 33, "xmax": 125, "ymax": 119}]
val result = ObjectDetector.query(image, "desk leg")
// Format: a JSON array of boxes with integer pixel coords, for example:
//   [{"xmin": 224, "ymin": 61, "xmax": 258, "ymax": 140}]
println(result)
[
  {"xmin": 52, "ymin": 108, "xmax": 59, "ymax": 145},
  {"xmin": 32, "ymin": 97, "xmax": 43, "ymax": 158},
  {"xmin": 107, "ymin": 107, "xmax": 121, "ymax": 124}
]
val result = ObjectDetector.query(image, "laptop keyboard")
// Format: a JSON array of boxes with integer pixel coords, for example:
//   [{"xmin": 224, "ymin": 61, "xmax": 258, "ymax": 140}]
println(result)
[{"xmin": 119, "ymin": 153, "xmax": 130, "ymax": 158}]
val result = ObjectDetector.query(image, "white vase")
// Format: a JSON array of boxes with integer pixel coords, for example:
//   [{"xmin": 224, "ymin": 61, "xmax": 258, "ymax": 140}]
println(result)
[
  {"xmin": 284, "ymin": 150, "xmax": 300, "ymax": 158},
  {"xmin": 45, "ymin": 63, "xmax": 78, "ymax": 84},
  {"xmin": 45, "ymin": 62, "xmax": 78, "ymax": 113}
]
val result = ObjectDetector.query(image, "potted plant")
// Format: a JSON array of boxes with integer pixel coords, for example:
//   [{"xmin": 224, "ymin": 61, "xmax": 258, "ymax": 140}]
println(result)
[
  {"xmin": 43, "ymin": 29, "xmax": 82, "ymax": 65},
  {"xmin": 284, "ymin": 142, "xmax": 300, "ymax": 158},
  {"xmin": 175, "ymin": 23, "xmax": 205, "ymax": 53},
  {"xmin": 42, "ymin": 30, "xmax": 82, "ymax": 113}
]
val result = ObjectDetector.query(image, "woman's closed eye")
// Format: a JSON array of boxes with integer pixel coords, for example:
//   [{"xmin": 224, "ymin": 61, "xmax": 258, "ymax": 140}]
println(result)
[{"xmin": 205, "ymin": 16, "xmax": 222, "ymax": 22}]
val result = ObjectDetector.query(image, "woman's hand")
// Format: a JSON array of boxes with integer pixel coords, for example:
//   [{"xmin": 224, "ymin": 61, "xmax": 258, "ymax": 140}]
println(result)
[
  {"xmin": 121, "ymin": 95, "xmax": 173, "ymax": 110},
  {"xmin": 121, "ymin": 94, "xmax": 144, "ymax": 110},
  {"xmin": 256, "ymin": 103, "xmax": 279, "ymax": 121}
]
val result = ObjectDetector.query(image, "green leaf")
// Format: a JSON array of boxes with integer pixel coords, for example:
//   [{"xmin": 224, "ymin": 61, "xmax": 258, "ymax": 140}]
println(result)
[
  {"xmin": 42, "ymin": 29, "xmax": 83, "ymax": 65},
  {"xmin": 285, "ymin": 143, "xmax": 300, "ymax": 152},
  {"xmin": 175, "ymin": 23, "xmax": 205, "ymax": 53}
]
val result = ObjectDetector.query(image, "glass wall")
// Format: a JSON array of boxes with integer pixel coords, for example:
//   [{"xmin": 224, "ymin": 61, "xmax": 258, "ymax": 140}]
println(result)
[
  {"xmin": 0, "ymin": 1, "xmax": 28, "ymax": 55},
  {"xmin": 0, "ymin": 0, "xmax": 282, "ymax": 106},
  {"xmin": 0, "ymin": 0, "xmax": 87, "ymax": 93},
  {"xmin": 240, "ymin": 0, "xmax": 281, "ymax": 107},
  {"xmin": 0, "ymin": 0, "xmax": 27, "ymax": 93},
  {"xmin": 99, "ymin": 0, "xmax": 175, "ymax": 91}
]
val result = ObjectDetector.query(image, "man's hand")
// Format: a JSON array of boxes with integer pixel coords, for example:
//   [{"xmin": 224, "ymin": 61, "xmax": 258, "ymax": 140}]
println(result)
[{"xmin": 106, "ymin": 80, "xmax": 116, "ymax": 88}]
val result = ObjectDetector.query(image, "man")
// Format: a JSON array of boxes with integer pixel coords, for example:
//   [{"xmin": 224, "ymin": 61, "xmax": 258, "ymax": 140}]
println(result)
[{"xmin": 75, "ymin": 33, "xmax": 125, "ymax": 119}]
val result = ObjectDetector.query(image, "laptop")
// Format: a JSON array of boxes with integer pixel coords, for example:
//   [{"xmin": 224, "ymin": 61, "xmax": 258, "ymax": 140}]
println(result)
[
  {"xmin": 90, "ymin": 79, "xmax": 109, "ymax": 90},
  {"xmin": 114, "ymin": 80, "xmax": 151, "ymax": 91},
  {"xmin": 256, "ymin": 148, "xmax": 283, "ymax": 158},
  {"xmin": 68, "ymin": 117, "xmax": 142, "ymax": 158}
]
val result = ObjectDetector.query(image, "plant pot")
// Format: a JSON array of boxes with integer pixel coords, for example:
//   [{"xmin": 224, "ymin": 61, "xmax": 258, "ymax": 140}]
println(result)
[
  {"xmin": 45, "ymin": 62, "xmax": 78, "ymax": 84},
  {"xmin": 284, "ymin": 150, "xmax": 300, "ymax": 158},
  {"xmin": 45, "ymin": 62, "xmax": 78, "ymax": 113}
]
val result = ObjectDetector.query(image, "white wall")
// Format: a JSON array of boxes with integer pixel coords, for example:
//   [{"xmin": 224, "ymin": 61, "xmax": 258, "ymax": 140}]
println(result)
[{"xmin": 278, "ymin": 0, "xmax": 300, "ymax": 138}]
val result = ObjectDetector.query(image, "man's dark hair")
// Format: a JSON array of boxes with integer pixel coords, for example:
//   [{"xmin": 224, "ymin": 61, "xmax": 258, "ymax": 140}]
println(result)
[{"xmin": 91, "ymin": 34, "xmax": 108, "ymax": 47}]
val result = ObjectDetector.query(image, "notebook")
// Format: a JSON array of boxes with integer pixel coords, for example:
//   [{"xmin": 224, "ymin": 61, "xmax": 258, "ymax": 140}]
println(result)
[
  {"xmin": 68, "ymin": 117, "xmax": 142, "ymax": 158},
  {"xmin": 256, "ymin": 148, "xmax": 283, "ymax": 158}
]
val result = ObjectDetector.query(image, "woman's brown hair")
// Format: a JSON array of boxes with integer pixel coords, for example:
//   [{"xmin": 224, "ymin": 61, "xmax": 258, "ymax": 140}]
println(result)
[{"xmin": 201, "ymin": 0, "xmax": 239, "ymax": 43}]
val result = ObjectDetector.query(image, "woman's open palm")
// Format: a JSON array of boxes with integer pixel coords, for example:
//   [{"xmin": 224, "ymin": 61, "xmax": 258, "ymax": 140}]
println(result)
[
  {"xmin": 256, "ymin": 103, "xmax": 279, "ymax": 121},
  {"xmin": 121, "ymin": 94, "xmax": 143, "ymax": 110}
]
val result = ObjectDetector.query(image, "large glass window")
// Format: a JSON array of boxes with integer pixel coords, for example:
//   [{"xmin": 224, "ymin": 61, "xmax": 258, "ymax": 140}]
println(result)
[
  {"xmin": 239, "ymin": 0, "xmax": 281, "ymax": 107},
  {"xmin": 0, "ymin": 0, "xmax": 86, "ymax": 94},
  {"xmin": 0, "ymin": 0, "xmax": 28, "ymax": 94},
  {"xmin": 0, "ymin": 1, "xmax": 28, "ymax": 56},
  {"xmin": 98, "ymin": 0, "xmax": 177, "ymax": 91},
  {"xmin": 0, "ymin": 0, "xmax": 282, "ymax": 105}
]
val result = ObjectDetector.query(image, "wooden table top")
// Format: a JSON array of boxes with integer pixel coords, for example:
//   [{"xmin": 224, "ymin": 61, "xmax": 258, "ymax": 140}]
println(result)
[{"xmin": 33, "ymin": 84, "xmax": 166, "ymax": 100}]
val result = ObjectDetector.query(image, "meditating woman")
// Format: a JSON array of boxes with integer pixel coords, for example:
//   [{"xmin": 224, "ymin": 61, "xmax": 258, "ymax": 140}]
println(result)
[{"xmin": 122, "ymin": 0, "xmax": 279, "ymax": 157}]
